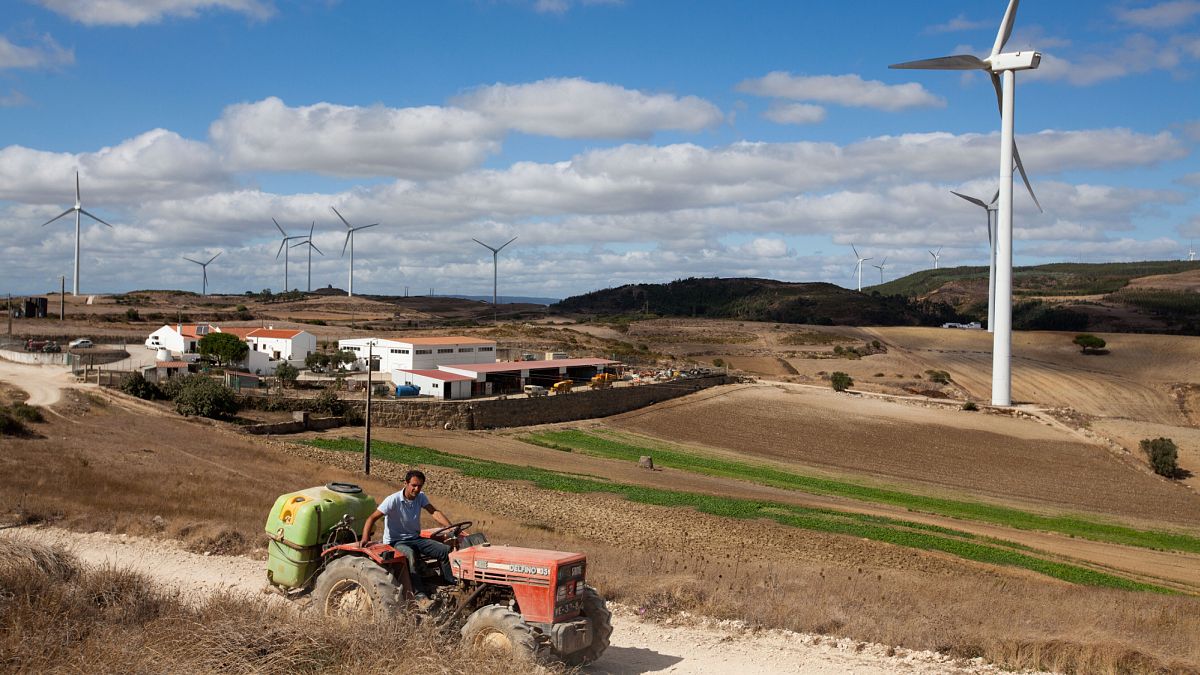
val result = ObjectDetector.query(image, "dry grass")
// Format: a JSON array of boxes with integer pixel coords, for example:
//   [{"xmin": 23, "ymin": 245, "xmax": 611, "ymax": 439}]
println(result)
[{"xmin": 0, "ymin": 539, "xmax": 543, "ymax": 674}]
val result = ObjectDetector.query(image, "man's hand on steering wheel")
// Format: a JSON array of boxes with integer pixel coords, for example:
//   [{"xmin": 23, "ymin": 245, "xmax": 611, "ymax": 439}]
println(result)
[{"xmin": 429, "ymin": 520, "xmax": 472, "ymax": 541}]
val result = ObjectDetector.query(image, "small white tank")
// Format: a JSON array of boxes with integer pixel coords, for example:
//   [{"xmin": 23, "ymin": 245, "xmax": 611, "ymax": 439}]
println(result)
[{"xmin": 156, "ymin": 348, "xmax": 171, "ymax": 362}]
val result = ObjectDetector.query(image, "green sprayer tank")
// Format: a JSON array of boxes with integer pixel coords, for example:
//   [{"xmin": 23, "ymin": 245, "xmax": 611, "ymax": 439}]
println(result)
[{"xmin": 264, "ymin": 483, "xmax": 376, "ymax": 590}]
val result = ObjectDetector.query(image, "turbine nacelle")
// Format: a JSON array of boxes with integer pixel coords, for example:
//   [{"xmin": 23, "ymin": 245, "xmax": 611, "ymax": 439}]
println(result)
[{"xmin": 988, "ymin": 51, "xmax": 1041, "ymax": 72}]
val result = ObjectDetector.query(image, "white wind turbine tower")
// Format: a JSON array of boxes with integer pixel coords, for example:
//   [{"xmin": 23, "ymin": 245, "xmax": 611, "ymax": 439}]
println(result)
[
  {"xmin": 851, "ymin": 244, "xmax": 872, "ymax": 292},
  {"xmin": 1189, "ymin": 242, "xmax": 1196, "ymax": 262},
  {"xmin": 183, "ymin": 252, "xmax": 221, "ymax": 296},
  {"xmin": 473, "ymin": 236, "xmax": 518, "ymax": 324},
  {"xmin": 929, "ymin": 247, "xmax": 942, "ymax": 269},
  {"xmin": 331, "ymin": 207, "xmax": 378, "ymax": 297},
  {"xmin": 872, "ymin": 257, "xmax": 888, "ymax": 285},
  {"xmin": 891, "ymin": 0, "xmax": 1043, "ymax": 406},
  {"xmin": 273, "ymin": 218, "xmax": 306, "ymax": 292},
  {"xmin": 951, "ymin": 190, "xmax": 1000, "ymax": 333},
  {"xmin": 289, "ymin": 221, "xmax": 324, "ymax": 292},
  {"xmin": 40, "ymin": 171, "xmax": 112, "ymax": 296}
]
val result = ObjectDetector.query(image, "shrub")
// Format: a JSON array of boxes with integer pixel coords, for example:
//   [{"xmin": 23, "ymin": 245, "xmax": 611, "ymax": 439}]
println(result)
[
  {"xmin": 1140, "ymin": 438, "xmax": 1180, "ymax": 478},
  {"xmin": 925, "ymin": 369, "xmax": 952, "ymax": 385},
  {"xmin": 712, "ymin": 358, "xmax": 726, "ymax": 368},
  {"xmin": 124, "ymin": 308, "xmax": 140, "ymax": 321},
  {"xmin": 275, "ymin": 362, "xmax": 299, "ymax": 388},
  {"xmin": 7, "ymin": 403, "xmax": 45, "ymax": 423},
  {"xmin": 173, "ymin": 376, "xmax": 239, "ymax": 419},
  {"xmin": 829, "ymin": 371, "xmax": 853, "ymax": 392},
  {"xmin": 119, "ymin": 373, "xmax": 162, "ymax": 400},
  {"xmin": 962, "ymin": 401, "xmax": 979, "ymax": 411},
  {"xmin": 198, "ymin": 332, "xmax": 248, "ymax": 366},
  {"xmin": 311, "ymin": 388, "xmax": 346, "ymax": 415},
  {"xmin": 1073, "ymin": 334, "xmax": 1107, "ymax": 354},
  {"xmin": 372, "ymin": 383, "xmax": 390, "ymax": 397},
  {"xmin": 158, "ymin": 376, "xmax": 187, "ymax": 401},
  {"xmin": 0, "ymin": 410, "xmax": 31, "ymax": 437}
]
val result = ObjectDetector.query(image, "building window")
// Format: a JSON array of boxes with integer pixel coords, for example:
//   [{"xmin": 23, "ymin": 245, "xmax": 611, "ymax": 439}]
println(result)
[
  {"xmin": 457, "ymin": 347, "xmax": 473, "ymax": 353},
  {"xmin": 415, "ymin": 349, "xmax": 432, "ymax": 355},
  {"xmin": 478, "ymin": 347, "xmax": 493, "ymax": 352},
  {"xmin": 437, "ymin": 348, "xmax": 453, "ymax": 354},
  {"xmin": 390, "ymin": 348, "xmax": 410, "ymax": 354}
]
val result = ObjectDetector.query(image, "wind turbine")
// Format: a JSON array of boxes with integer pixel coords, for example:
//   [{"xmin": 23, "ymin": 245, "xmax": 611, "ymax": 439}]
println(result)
[
  {"xmin": 891, "ymin": 0, "xmax": 1043, "ymax": 406},
  {"xmin": 952, "ymin": 190, "xmax": 1000, "ymax": 333},
  {"xmin": 273, "ymin": 218, "xmax": 306, "ymax": 292},
  {"xmin": 40, "ymin": 171, "xmax": 112, "ymax": 296},
  {"xmin": 872, "ymin": 256, "xmax": 888, "ymax": 285},
  {"xmin": 473, "ymin": 236, "xmax": 518, "ymax": 324},
  {"xmin": 289, "ymin": 221, "xmax": 324, "ymax": 292},
  {"xmin": 851, "ymin": 244, "xmax": 872, "ymax": 292},
  {"xmin": 331, "ymin": 207, "xmax": 378, "ymax": 297},
  {"xmin": 929, "ymin": 247, "xmax": 942, "ymax": 270},
  {"xmin": 183, "ymin": 252, "xmax": 221, "ymax": 296},
  {"xmin": 1189, "ymin": 242, "xmax": 1196, "ymax": 262}
]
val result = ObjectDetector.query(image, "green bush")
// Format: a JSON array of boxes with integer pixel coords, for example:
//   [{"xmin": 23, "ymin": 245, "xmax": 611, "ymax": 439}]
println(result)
[
  {"xmin": 1073, "ymin": 334, "xmax": 1107, "ymax": 354},
  {"xmin": 173, "ymin": 376, "xmax": 239, "ymax": 419},
  {"xmin": 158, "ymin": 376, "xmax": 187, "ymax": 401},
  {"xmin": 829, "ymin": 371, "xmax": 853, "ymax": 392},
  {"xmin": 7, "ymin": 402, "xmax": 45, "ymax": 423},
  {"xmin": 119, "ymin": 372, "xmax": 162, "ymax": 400},
  {"xmin": 962, "ymin": 401, "xmax": 979, "ymax": 411},
  {"xmin": 1140, "ymin": 438, "xmax": 1179, "ymax": 478},
  {"xmin": 925, "ymin": 369, "xmax": 952, "ymax": 385},
  {"xmin": 311, "ymin": 388, "xmax": 346, "ymax": 415},
  {"xmin": 0, "ymin": 410, "xmax": 31, "ymax": 437},
  {"xmin": 275, "ymin": 362, "xmax": 299, "ymax": 388},
  {"xmin": 198, "ymin": 332, "xmax": 248, "ymax": 366},
  {"xmin": 124, "ymin": 308, "xmax": 140, "ymax": 321},
  {"xmin": 711, "ymin": 358, "xmax": 726, "ymax": 368}
]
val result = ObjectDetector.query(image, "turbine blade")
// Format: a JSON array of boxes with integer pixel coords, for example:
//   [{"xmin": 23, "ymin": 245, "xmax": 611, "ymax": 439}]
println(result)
[
  {"xmin": 273, "ymin": 217, "xmax": 286, "ymax": 237},
  {"xmin": 991, "ymin": 190, "xmax": 1000, "ymax": 205},
  {"xmin": 936, "ymin": 247, "xmax": 942, "ymax": 255},
  {"xmin": 951, "ymin": 191, "xmax": 989, "ymax": 209},
  {"xmin": 331, "ymin": 206, "xmax": 353, "ymax": 229},
  {"xmin": 990, "ymin": 73, "xmax": 1004, "ymax": 114},
  {"xmin": 290, "ymin": 240, "xmax": 307, "ymax": 249},
  {"xmin": 473, "ymin": 238, "xmax": 496, "ymax": 252},
  {"xmin": 992, "ymin": 0, "xmax": 1021, "ymax": 57},
  {"xmin": 183, "ymin": 257, "xmax": 202, "ymax": 265},
  {"xmin": 881, "ymin": 256, "xmax": 887, "ymax": 266},
  {"xmin": 889, "ymin": 54, "xmax": 987, "ymax": 70},
  {"xmin": 41, "ymin": 208, "xmax": 74, "ymax": 227},
  {"xmin": 309, "ymin": 221, "xmax": 315, "ymax": 238},
  {"xmin": 353, "ymin": 223, "xmax": 378, "ymax": 232},
  {"xmin": 498, "ymin": 235, "xmax": 518, "ymax": 251},
  {"xmin": 276, "ymin": 239, "xmax": 286, "ymax": 259},
  {"xmin": 1012, "ymin": 140, "xmax": 1043, "ymax": 213},
  {"xmin": 341, "ymin": 232, "xmax": 351, "ymax": 257},
  {"xmin": 75, "ymin": 171, "xmax": 81, "ymax": 202},
  {"xmin": 310, "ymin": 242, "xmax": 324, "ymax": 255},
  {"xmin": 79, "ymin": 208, "xmax": 113, "ymax": 227},
  {"xmin": 851, "ymin": 243, "xmax": 860, "ymax": 257},
  {"xmin": 207, "ymin": 252, "xmax": 221, "ymax": 265}
]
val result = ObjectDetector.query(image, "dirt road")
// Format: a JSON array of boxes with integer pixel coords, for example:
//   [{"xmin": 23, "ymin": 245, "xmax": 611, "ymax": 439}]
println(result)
[
  {"xmin": 1, "ymin": 527, "xmax": 1013, "ymax": 675},
  {"xmin": 0, "ymin": 359, "xmax": 73, "ymax": 406}
]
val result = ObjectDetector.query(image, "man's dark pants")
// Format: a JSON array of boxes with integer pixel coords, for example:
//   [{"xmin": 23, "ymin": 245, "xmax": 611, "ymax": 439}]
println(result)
[{"xmin": 390, "ymin": 538, "xmax": 453, "ymax": 595}]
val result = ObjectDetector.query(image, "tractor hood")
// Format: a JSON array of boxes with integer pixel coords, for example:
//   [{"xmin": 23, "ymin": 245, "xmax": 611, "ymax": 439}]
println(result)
[{"xmin": 451, "ymin": 544, "xmax": 585, "ymax": 582}]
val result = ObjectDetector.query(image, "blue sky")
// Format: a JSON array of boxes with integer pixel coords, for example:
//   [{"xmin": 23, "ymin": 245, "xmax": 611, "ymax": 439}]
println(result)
[{"xmin": 2, "ymin": 0, "xmax": 1199, "ymax": 298}]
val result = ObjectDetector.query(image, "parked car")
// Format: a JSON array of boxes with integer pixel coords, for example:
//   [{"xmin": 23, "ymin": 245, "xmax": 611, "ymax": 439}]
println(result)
[
  {"xmin": 144, "ymin": 336, "xmax": 162, "ymax": 349},
  {"xmin": 68, "ymin": 338, "xmax": 94, "ymax": 349},
  {"xmin": 523, "ymin": 384, "xmax": 547, "ymax": 397}
]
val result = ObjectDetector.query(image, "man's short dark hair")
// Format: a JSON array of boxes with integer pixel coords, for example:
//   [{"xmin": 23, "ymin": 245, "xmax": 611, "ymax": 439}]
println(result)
[{"xmin": 404, "ymin": 469, "xmax": 426, "ymax": 484}]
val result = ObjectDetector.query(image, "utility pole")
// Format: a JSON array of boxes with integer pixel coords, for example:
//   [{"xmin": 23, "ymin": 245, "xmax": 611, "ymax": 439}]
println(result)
[
  {"xmin": 6, "ymin": 294, "xmax": 11, "ymax": 337},
  {"xmin": 363, "ymin": 340, "xmax": 375, "ymax": 475},
  {"xmin": 59, "ymin": 276, "xmax": 65, "ymax": 320}
]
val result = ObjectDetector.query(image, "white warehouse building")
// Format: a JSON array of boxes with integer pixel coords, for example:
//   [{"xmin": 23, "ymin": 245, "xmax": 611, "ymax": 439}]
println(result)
[{"xmin": 337, "ymin": 336, "xmax": 497, "ymax": 373}]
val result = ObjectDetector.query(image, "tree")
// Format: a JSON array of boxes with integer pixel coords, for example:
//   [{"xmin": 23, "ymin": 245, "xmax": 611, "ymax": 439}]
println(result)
[
  {"xmin": 829, "ymin": 371, "xmax": 853, "ymax": 392},
  {"xmin": 1140, "ymin": 437, "xmax": 1179, "ymax": 478},
  {"xmin": 275, "ymin": 361, "xmax": 299, "ymax": 388},
  {"xmin": 173, "ymin": 375, "xmax": 239, "ymax": 419},
  {"xmin": 119, "ymin": 372, "xmax": 162, "ymax": 400},
  {"xmin": 199, "ymin": 332, "xmax": 248, "ymax": 366},
  {"xmin": 332, "ymin": 350, "xmax": 358, "ymax": 370},
  {"xmin": 305, "ymin": 351, "xmax": 331, "ymax": 372},
  {"xmin": 1073, "ymin": 334, "xmax": 1107, "ymax": 354}
]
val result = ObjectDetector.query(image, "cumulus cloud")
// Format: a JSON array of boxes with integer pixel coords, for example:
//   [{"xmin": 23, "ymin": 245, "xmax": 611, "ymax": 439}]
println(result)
[
  {"xmin": 1116, "ymin": 1, "xmax": 1200, "ymax": 28},
  {"xmin": 532, "ymin": 0, "xmax": 623, "ymax": 14},
  {"xmin": 0, "ymin": 90, "xmax": 31, "ymax": 107},
  {"xmin": 1029, "ymin": 33, "xmax": 1199, "ymax": 85},
  {"xmin": 0, "ymin": 129, "xmax": 229, "ymax": 206},
  {"xmin": 737, "ymin": 72, "xmax": 944, "ymax": 111},
  {"xmin": 925, "ymin": 13, "xmax": 990, "ymax": 34},
  {"xmin": 453, "ymin": 78, "xmax": 723, "ymax": 139},
  {"xmin": 210, "ymin": 97, "xmax": 502, "ymax": 178},
  {"xmin": 33, "ymin": 0, "xmax": 275, "ymax": 26},
  {"xmin": 764, "ymin": 103, "xmax": 826, "ymax": 125},
  {"xmin": 0, "ymin": 34, "xmax": 73, "ymax": 70}
]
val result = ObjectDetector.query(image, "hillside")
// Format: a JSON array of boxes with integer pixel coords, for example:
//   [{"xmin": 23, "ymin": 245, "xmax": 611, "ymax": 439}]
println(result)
[{"xmin": 551, "ymin": 277, "xmax": 960, "ymax": 327}]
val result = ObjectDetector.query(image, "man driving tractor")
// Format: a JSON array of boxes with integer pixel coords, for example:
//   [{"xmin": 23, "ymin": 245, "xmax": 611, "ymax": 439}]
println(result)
[{"xmin": 360, "ymin": 469, "xmax": 455, "ymax": 600}]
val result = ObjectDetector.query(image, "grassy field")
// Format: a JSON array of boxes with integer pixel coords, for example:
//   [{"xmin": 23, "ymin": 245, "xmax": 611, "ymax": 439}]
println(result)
[
  {"xmin": 305, "ymin": 437, "xmax": 1173, "ymax": 593},
  {"xmin": 521, "ymin": 429, "xmax": 1200, "ymax": 556}
]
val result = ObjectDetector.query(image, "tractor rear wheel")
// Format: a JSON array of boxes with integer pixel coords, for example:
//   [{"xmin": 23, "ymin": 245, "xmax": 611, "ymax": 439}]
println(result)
[
  {"xmin": 461, "ymin": 604, "xmax": 547, "ymax": 663},
  {"xmin": 562, "ymin": 585, "xmax": 613, "ymax": 666},
  {"xmin": 312, "ymin": 556, "xmax": 404, "ymax": 620}
]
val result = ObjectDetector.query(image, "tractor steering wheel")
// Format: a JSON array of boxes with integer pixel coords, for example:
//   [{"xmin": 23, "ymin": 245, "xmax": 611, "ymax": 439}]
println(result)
[{"xmin": 428, "ymin": 521, "xmax": 473, "ymax": 541}]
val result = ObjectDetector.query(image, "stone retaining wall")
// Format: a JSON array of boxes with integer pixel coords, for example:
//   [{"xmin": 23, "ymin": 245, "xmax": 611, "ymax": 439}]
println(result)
[
  {"xmin": 242, "ymin": 411, "xmax": 345, "ymax": 435},
  {"xmin": 0, "ymin": 348, "xmax": 70, "ymax": 365},
  {"xmin": 346, "ymin": 375, "xmax": 732, "ymax": 430}
]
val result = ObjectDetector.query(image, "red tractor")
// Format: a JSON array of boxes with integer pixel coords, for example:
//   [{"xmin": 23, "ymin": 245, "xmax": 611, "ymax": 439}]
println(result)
[{"xmin": 266, "ymin": 484, "xmax": 612, "ymax": 664}]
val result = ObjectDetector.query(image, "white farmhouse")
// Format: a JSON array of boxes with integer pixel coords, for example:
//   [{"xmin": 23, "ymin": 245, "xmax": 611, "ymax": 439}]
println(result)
[
  {"xmin": 145, "ymin": 324, "xmax": 216, "ymax": 354},
  {"xmin": 337, "ymin": 336, "xmax": 497, "ymax": 373},
  {"xmin": 144, "ymin": 324, "xmax": 315, "ymax": 373}
]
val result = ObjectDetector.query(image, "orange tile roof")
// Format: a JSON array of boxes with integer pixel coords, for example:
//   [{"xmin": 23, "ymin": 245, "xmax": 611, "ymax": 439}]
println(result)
[{"xmin": 217, "ymin": 327, "xmax": 256, "ymax": 338}]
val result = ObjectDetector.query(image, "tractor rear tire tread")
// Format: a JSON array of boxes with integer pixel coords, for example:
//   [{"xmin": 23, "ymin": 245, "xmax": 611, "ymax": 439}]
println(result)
[
  {"xmin": 311, "ymin": 555, "xmax": 404, "ymax": 620},
  {"xmin": 461, "ymin": 604, "xmax": 549, "ymax": 663},
  {"xmin": 563, "ymin": 585, "xmax": 613, "ymax": 666}
]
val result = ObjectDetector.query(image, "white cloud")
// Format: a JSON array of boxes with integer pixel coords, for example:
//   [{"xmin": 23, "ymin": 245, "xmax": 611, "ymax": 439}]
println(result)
[
  {"xmin": 1029, "ymin": 33, "xmax": 1199, "ymax": 86},
  {"xmin": 0, "ymin": 35, "xmax": 73, "ymax": 70},
  {"xmin": 453, "ymin": 78, "xmax": 722, "ymax": 139},
  {"xmin": 33, "ymin": 0, "xmax": 275, "ymax": 26},
  {"xmin": 0, "ymin": 129, "xmax": 229, "ymax": 206},
  {"xmin": 532, "ymin": 0, "xmax": 623, "ymax": 14},
  {"xmin": 737, "ymin": 72, "xmax": 944, "ymax": 111},
  {"xmin": 1116, "ymin": 1, "xmax": 1200, "ymax": 28},
  {"xmin": 209, "ymin": 97, "xmax": 502, "ymax": 178},
  {"xmin": 925, "ymin": 13, "xmax": 990, "ymax": 34},
  {"xmin": 764, "ymin": 103, "xmax": 826, "ymax": 125},
  {"xmin": 0, "ymin": 90, "xmax": 31, "ymax": 107}
]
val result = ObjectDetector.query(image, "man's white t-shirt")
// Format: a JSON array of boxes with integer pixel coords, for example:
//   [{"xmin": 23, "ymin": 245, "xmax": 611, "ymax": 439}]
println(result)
[{"xmin": 378, "ymin": 491, "xmax": 429, "ymax": 544}]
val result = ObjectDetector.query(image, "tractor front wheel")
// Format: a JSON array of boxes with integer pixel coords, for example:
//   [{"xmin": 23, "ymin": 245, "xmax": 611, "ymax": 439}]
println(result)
[
  {"xmin": 311, "ymin": 556, "xmax": 404, "ymax": 620},
  {"xmin": 461, "ymin": 604, "xmax": 547, "ymax": 663},
  {"xmin": 563, "ymin": 585, "xmax": 613, "ymax": 666}
]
